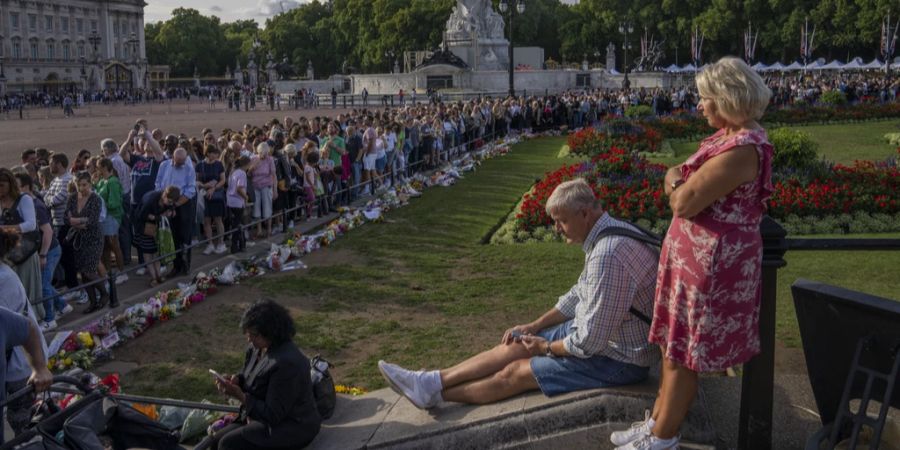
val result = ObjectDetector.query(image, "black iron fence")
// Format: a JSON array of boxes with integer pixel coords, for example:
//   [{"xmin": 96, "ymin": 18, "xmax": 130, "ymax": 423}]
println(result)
[{"xmin": 740, "ymin": 218, "xmax": 900, "ymax": 449}]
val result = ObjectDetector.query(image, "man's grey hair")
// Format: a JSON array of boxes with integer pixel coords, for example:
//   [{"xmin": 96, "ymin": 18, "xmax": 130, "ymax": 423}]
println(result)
[
  {"xmin": 101, "ymin": 138, "xmax": 118, "ymax": 155},
  {"xmin": 545, "ymin": 178, "xmax": 599, "ymax": 215},
  {"xmin": 173, "ymin": 148, "xmax": 187, "ymax": 159}
]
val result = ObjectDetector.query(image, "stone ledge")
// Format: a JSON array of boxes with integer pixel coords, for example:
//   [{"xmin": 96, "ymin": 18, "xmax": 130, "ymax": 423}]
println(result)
[{"xmin": 308, "ymin": 373, "xmax": 715, "ymax": 449}]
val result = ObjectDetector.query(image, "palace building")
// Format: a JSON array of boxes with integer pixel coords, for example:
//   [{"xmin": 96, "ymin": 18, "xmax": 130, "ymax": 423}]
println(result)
[{"xmin": 0, "ymin": 0, "xmax": 148, "ymax": 95}]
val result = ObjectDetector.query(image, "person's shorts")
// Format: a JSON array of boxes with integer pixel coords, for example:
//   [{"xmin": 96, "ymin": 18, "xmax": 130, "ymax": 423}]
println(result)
[
  {"xmin": 252, "ymin": 187, "xmax": 273, "ymax": 219},
  {"xmin": 101, "ymin": 216, "xmax": 119, "ymax": 236},
  {"xmin": 363, "ymin": 154, "xmax": 377, "ymax": 171},
  {"xmin": 375, "ymin": 156, "xmax": 387, "ymax": 173},
  {"xmin": 529, "ymin": 320, "xmax": 650, "ymax": 396}
]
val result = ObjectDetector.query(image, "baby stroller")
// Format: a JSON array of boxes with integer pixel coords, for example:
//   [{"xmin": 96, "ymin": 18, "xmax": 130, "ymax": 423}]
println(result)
[{"xmin": 1, "ymin": 375, "xmax": 239, "ymax": 450}]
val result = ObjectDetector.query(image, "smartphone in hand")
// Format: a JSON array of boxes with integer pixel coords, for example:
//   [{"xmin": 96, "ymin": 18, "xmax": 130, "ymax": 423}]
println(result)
[{"xmin": 209, "ymin": 369, "xmax": 227, "ymax": 383}]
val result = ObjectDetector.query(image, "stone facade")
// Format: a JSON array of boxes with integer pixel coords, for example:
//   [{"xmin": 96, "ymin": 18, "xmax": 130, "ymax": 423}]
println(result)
[{"xmin": 0, "ymin": 0, "xmax": 147, "ymax": 95}]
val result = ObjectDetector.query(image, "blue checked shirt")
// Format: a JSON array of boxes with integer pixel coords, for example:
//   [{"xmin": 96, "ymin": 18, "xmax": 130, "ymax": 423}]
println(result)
[
  {"xmin": 154, "ymin": 158, "xmax": 196, "ymax": 200},
  {"xmin": 555, "ymin": 213, "xmax": 660, "ymax": 367}
]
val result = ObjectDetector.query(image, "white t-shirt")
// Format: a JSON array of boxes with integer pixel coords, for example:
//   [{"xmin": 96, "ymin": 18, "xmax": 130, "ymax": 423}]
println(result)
[
  {"xmin": 386, "ymin": 132, "xmax": 397, "ymax": 153},
  {"xmin": 375, "ymin": 137, "xmax": 386, "ymax": 159}
]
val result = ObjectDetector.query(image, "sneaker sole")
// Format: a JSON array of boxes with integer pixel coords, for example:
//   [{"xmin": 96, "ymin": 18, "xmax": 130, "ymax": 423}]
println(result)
[{"xmin": 377, "ymin": 362, "xmax": 428, "ymax": 410}]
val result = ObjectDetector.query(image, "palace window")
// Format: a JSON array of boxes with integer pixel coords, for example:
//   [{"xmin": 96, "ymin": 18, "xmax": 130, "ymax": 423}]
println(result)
[
  {"xmin": 91, "ymin": 20, "xmax": 98, "ymax": 32},
  {"xmin": 47, "ymin": 41, "xmax": 55, "ymax": 59},
  {"xmin": 76, "ymin": 18, "xmax": 84, "ymax": 33},
  {"xmin": 45, "ymin": 15, "xmax": 53, "ymax": 32},
  {"xmin": 78, "ymin": 43, "xmax": 85, "ymax": 58},
  {"xmin": 28, "ymin": 14, "xmax": 37, "ymax": 32},
  {"xmin": 10, "ymin": 13, "xmax": 19, "ymax": 31},
  {"xmin": 30, "ymin": 41, "xmax": 38, "ymax": 60},
  {"xmin": 63, "ymin": 42, "xmax": 71, "ymax": 60},
  {"xmin": 62, "ymin": 17, "xmax": 69, "ymax": 33},
  {"xmin": 12, "ymin": 39, "xmax": 22, "ymax": 59}
]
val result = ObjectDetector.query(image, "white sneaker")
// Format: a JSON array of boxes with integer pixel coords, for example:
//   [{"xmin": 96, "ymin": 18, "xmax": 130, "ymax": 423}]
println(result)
[
  {"xmin": 160, "ymin": 265, "xmax": 168, "ymax": 273},
  {"xmin": 40, "ymin": 320, "xmax": 58, "ymax": 331},
  {"xmin": 203, "ymin": 244, "xmax": 215, "ymax": 255},
  {"xmin": 215, "ymin": 243, "xmax": 228, "ymax": 254},
  {"xmin": 115, "ymin": 274, "xmax": 129, "ymax": 285},
  {"xmin": 288, "ymin": 221, "xmax": 295, "ymax": 229},
  {"xmin": 136, "ymin": 267, "xmax": 147, "ymax": 276},
  {"xmin": 614, "ymin": 433, "xmax": 680, "ymax": 450},
  {"xmin": 611, "ymin": 410, "xmax": 654, "ymax": 446},
  {"xmin": 191, "ymin": 238, "xmax": 200, "ymax": 246},
  {"xmin": 58, "ymin": 304, "xmax": 74, "ymax": 316},
  {"xmin": 75, "ymin": 291, "xmax": 89, "ymax": 305},
  {"xmin": 377, "ymin": 361, "xmax": 440, "ymax": 409}
]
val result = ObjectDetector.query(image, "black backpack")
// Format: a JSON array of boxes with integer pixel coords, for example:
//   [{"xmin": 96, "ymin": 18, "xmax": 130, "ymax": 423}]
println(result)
[
  {"xmin": 595, "ymin": 221, "xmax": 663, "ymax": 326},
  {"xmin": 310, "ymin": 355, "xmax": 336, "ymax": 420}
]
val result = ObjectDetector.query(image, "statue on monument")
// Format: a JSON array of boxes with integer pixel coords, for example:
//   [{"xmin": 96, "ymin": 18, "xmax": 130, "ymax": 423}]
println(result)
[{"xmin": 446, "ymin": 0, "xmax": 505, "ymax": 40}]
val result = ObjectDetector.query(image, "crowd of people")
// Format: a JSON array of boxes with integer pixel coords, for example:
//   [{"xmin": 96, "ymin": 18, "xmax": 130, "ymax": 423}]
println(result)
[{"xmin": 2, "ymin": 94, "xmax": 564, "ymax": 332}]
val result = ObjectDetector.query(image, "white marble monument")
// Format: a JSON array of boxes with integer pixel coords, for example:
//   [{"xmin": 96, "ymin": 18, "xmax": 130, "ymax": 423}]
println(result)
[{"xmin": 444, "ymin": 0, "xmax": 510, "ymax": 71}]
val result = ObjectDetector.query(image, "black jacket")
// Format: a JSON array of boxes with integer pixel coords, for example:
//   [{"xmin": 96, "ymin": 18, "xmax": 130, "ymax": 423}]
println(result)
[{"xmin": 239, "ymin": 342, "xmax": 321, "ymax": 447}]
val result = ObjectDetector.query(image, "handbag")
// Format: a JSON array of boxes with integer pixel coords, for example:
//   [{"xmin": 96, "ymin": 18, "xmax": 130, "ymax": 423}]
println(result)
[
  {"xmin": 156, "ymin": 216, "xmax": 175, "ymax": 265},
  {"xmin": 1, "ymin": 194, "xmax": 42, "ymax": 265}
]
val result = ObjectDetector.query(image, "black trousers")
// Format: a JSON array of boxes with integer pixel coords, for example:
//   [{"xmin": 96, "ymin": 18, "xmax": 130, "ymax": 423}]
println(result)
[
  {"xmin": 171, "ymin": 199, "xmax": 195, "ymax": 273},
  {"xmin": 56, "ymin": 225, "xmax": 79, "ymax": 288},
  {"xmin": 228, "ymin": 207, "xmax": 245, "ymax": 253},
  {"xmin": 209, "ymin": 421, "xmax": 317, "ymax": 450}
]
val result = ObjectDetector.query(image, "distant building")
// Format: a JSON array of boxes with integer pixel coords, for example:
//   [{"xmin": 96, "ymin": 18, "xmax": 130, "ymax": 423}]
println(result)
[{"xmin": 0, "ymin": 0, "xmax": 148, "ymax": 95}]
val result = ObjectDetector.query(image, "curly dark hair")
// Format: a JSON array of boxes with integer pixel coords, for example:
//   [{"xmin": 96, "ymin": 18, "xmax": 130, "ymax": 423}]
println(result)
[{"xmin": 239, "ymin": 299, "xmax": 295, "ymax": 347}]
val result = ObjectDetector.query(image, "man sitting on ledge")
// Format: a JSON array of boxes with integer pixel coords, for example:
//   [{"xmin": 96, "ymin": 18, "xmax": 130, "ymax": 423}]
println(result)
[{"xmin": 379, "ymin": 179, "xmax": 660, "ymax": 408}]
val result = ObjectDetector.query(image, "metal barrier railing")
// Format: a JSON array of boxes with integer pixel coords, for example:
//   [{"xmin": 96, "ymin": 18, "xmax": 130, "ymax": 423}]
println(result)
[
  {"xmin": 739, "ymin": 220, "xmax": 900, "ymax": 450},
  {"xmin": 34, "ymin": 125, "xmax": 514, "ymax": 313}
]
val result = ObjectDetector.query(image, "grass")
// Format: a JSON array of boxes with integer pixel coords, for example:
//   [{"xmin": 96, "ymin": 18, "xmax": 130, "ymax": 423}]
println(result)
[
  {"xmin": 654, "ymin": 121, "xmax": 900, "ymax": 166},
  {"xmin": 775, "ymin": 232, "xmax": 900, "ymax": 347},
  {"xmin": 120, "ymin": 131, "xmax": 899, "ymax": 401}
]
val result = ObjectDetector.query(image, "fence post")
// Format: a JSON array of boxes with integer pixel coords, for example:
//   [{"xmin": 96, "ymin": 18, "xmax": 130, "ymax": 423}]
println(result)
[
  {"xmin": 738, "ymin": 216, "xmax": 787, "ymax": 450},
  {"xmin": 107, "ymin": 271, "xmax": 118, "ymax": 307}
]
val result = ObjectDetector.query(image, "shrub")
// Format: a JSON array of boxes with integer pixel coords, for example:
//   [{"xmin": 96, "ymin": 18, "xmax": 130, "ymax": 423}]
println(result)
[
  {"xmin": 768, "ymin": 128, "xmax": 820, "ymax": 171},
  {"xmin": 819, "ymin": 90, "xmax": 848, "ymax": 106},
  {"xmin": 625, "ymin": 105, "xmax": 654, "ymax": 118}
]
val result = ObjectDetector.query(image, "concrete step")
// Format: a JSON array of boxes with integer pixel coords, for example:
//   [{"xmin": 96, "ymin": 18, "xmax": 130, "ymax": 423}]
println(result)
[{"xmin": 308, "ymin": 373, "xmax": 715, "ymax": 449}]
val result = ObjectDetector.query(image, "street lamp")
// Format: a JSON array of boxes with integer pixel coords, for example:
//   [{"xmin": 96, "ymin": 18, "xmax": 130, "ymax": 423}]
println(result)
[
  {"xmin": 0, "ymin": 56, "xmax": 6, "ymax": 96},
  {"xmin": 384, "ymin": 50, "xmax": 396, "ymax": 73},
  {"xmin": 618, "ymin": 21, "xmax": 633, "ymax": 89},
  {"xmin": 251, "ymin": 36, "xmax": 262, "ymax": 91},
  {"xmin": 499, "ymin": 0, "xmax": 525, "ymax": 98},
  {"xmin": 88, "ymin": 30, "xmax": 101, "ymax": 63}
]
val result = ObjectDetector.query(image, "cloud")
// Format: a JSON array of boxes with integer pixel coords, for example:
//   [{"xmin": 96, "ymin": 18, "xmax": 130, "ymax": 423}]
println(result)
[
  {"xmin": 209, "ymin": 5, "xmax": 223, "ymax": 12},
  {"xmin": 256, "ymin": 0, "xmax": 304, "ymax": 17}
]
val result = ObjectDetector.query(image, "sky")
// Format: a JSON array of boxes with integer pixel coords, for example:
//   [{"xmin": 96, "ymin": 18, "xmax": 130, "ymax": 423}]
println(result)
[{"xmin": 145, "ymin": 0, "xmax": 579, "ymax": 24}]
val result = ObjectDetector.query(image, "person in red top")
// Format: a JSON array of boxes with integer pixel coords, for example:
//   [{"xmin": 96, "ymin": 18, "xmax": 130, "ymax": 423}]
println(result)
[{"xmin": 611, "ymin": 57, "xmax": 775, "ymax": 450}]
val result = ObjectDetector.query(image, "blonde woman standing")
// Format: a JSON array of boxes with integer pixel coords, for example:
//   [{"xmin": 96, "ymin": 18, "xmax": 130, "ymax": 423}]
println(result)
[{"xmin": 611, "ymin": 57, "xmax": 774, "ymax": 450}]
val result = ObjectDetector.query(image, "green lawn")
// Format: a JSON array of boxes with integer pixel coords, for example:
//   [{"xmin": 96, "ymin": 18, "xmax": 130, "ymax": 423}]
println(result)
[
  {"xmin": 656, "ymin": 121, "xmax": 900, "ymax": 166},
  {"xmin": 120, "ymin": 134, "xmax": 899, "ymax": 401}
]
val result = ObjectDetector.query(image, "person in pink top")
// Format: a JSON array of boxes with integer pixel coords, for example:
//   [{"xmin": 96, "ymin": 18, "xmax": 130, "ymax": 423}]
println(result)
[
  {"xmin": 611, "ymin": 57, "xmax": 775, "ymax": 450},
  {"xmin": 248, "ymin": 142, "xmax": 278, "ymax": 239}
]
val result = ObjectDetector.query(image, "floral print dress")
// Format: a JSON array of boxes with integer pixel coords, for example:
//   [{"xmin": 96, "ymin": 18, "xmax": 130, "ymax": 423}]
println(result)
[{"xmin": 649, "ymin": 128, "xmax": 775, "ymax": 372}]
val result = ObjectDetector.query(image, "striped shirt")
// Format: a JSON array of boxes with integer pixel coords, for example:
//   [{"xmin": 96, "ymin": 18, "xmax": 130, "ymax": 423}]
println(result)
[
  {"xmin": 43, "ymin": 172, "xmax": 72, "ymax": 227},
  {"xmin": 555, "ymin": 213, "xmax": 660, "ymax": 367}
]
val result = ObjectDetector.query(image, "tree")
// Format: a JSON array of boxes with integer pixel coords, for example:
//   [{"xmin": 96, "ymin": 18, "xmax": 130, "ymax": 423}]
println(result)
[{"xmin": 151, "ymin": 8, "xmax": 228, "ymax": 77}]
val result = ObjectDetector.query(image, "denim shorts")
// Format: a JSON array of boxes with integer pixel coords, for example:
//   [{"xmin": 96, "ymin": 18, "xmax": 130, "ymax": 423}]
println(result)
[
  {"xmin": 375, "ymin": 156, "xmax": 387, "ymax": 173},
  {"xmin": 101, "ymin": 216, "xmax": 119, "ymax": 236},
  {"xmin": 530, "ymin": 320, "xmax": 649, "ymax": 396}
]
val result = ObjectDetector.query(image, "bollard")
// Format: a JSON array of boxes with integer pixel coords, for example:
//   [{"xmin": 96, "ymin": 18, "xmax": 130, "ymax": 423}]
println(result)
[
  {"xmin": 737, "ymin": 216, "xmax": 787, "ymax": 450},
  {"xmin": 343, "ymin": 95, "xmax": 347, "ymax": 108},
  {"xmin": 107, "ymin": 271, "xmax": 118, "ymax": 307}
]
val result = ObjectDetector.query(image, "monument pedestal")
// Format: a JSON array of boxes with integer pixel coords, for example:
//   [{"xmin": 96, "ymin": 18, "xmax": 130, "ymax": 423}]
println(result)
[{"xmin": 447, "ymin": 37, "xmax": 510, "ymax": 71}]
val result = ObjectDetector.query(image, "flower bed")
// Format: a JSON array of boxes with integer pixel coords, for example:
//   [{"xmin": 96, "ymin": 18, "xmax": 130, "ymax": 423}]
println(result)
[
  {"xmin": 566, "ymin": 123, "xmax": 663, "ymax": 157},
  {"xmin": 764, "ymin": 102, "xmax": 900, "ymax": 125},
  {"xmin": 500, "ymin": 150, "xmax": 900, "ymax": 243}
]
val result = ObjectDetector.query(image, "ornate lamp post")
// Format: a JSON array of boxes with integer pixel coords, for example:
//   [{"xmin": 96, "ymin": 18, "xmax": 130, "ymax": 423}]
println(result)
[
  {"xmin": 0, "ymin": 56, "xmax": 6, "ymax": 96},
  {"xmin": 499, "ymin": 0, "xmax": 526, "ymax": 98},
  {"xmin": 251, "ymin": 36, "xmax": 262, "ymax": 92},
  {"xmin": 384, "ymin": 50, "xmax": 396, "ymax": 73},
  {"xmin": 618, "ymin": 21, "xmax": 634, "ymax": 89},
  {"xmin": 88, "ymin": 30, "xmax": 102, "ymax": 63}
]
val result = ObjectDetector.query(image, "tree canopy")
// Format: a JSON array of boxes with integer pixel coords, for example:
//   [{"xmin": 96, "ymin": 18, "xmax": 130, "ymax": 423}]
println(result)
[{"xmin": 146, "ymin": 0, "xmax": 898, "ymax": 78}]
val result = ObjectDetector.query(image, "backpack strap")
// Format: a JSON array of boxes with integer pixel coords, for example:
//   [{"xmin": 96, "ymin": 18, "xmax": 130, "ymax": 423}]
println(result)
[{"xmin": 594, "ymin": 222, "xmax": 663, "ymax": 326}]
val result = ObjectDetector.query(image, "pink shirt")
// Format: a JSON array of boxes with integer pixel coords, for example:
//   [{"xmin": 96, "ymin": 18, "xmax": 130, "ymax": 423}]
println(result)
[
  {"xmin": 250, "ymin": 156, "xmax": 276, "ymax": 189},
  {"xmin": 227, "ymin": 169, "xmax": 247, "ymax": 208}
]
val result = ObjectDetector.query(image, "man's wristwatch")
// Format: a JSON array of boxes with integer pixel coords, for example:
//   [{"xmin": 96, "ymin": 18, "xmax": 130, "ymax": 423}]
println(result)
[
  {"xmin": 670, "ymin": 179, "xmax": 685, "ymax": 191},
  {"xmin": 544, "ymin": 342, "xmax": 554, "ymax": 357}
]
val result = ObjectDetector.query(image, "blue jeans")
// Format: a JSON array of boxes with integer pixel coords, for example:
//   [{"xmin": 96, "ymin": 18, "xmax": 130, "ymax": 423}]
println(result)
[
  {"xmin": 529, "ymin": 320, "xmax": 649, "ymax": 396},
  {"xmin": 41, "ymin": 245, "xmax": 64, "ymax": 322},
  {"xmin": 351, "ymin": 161, "xmax": 363, "ymax": 199}
]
